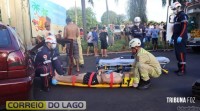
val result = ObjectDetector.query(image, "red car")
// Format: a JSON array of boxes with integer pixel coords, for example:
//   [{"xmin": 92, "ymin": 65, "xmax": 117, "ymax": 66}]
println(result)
[{"xmin": 0, "ymin": 23, "xmax": 35, "ymax": 108}]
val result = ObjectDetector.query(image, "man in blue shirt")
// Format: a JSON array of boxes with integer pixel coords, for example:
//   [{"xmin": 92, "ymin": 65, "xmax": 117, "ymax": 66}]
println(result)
[
  {"xmin": 151, "ymin": 24, "xmax": 160, "ymax": 51},
  {"xmin": 92, "ymin": 27, "xmax": 99, "ymax": 56}
]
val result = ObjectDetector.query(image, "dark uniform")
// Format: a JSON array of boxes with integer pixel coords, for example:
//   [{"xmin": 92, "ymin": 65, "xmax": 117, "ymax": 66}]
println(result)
[
  {"xmin": 35, "ymin": 44, "xmax": 64, "ymax": 91},
  {"xmin": 131, "ymin": 25, "xmax": 145, "ymax": 47},
  {"xmin": 172, "ymin": 11, "xmax": 188, "ymax": 75}
]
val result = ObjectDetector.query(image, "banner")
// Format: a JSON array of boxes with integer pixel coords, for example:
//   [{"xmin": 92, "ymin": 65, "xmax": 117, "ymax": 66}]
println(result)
[
  {"xmin": 29, "ymin": 0, "xmax": 66, "ymax": 37},
  {"xmin": 6, "ymin": 101, "xmax": 86, "ymax": 110}
]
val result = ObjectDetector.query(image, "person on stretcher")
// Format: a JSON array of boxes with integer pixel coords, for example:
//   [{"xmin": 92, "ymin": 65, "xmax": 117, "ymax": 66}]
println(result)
[
  {"xmin": 52, "ymin": 69, "xmax": 128, "ymax": 85},
  {"xmin": 52, "ymin": 38, "xmax": 162, "ymax": 89}
]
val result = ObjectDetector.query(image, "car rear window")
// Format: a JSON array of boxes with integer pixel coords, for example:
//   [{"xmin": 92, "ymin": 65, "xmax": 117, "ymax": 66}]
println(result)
[{"xmin": 0, "ymin": 26, "xmax": 10, "ymax": 48}]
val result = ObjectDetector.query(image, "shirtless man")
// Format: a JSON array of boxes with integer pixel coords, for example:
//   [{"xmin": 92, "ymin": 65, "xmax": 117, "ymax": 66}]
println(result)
[
  {"xmin": 52, "ymin": 70, "xmax": 124, "ymax": 85},
  {"xmin": 63, "ymin": 17, "xmax": 80, "ymax": 72}
]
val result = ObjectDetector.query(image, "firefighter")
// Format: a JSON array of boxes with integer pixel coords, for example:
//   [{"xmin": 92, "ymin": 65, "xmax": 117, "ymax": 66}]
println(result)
[
  {"xmin": 171, "ymin": 2, "xmax": 188, "ymax": 76},
  {"xmin": 35, "ymin": 35, "xmax": 64, "ymax": 92},
  {"xmin": 131, "ymin": 17, "xmax": 145, "ymax": 47},
  {"xmin": 129, "ymin": 38, "xmax": 162, "ymax": 89}
]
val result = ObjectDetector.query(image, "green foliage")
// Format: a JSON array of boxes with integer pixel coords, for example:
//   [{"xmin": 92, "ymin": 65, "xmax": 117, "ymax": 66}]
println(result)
[
  {"xmin": 81, "ymin": 37, "xmax": 173, "ymax": 54},
  {"xmin": 66, "ymin": 7, "xmax": 98, "ymax": 30},
  {"xmin": 116, "ymin": 14, "xmax": 126, "ymax": 25},
  {"xmin": 32, "ymin": 2, "xmax": 40, "ymax": 13},
  {"xmin": 101, "ymin": 11, "xmax": 126, "ymax": 25},
  {"xmin": 101, "ymin": 11, "xmax": 117, "ymax": 25},
  {"xmin": 41, "ymin": 8, "xmax": 48, "ymax": 16},
  {"xmin": 148, "ymin": 20, "xmax": 159, "ymax": 25},
  {"xmin": 107, "ymin": 39, "xmax": 127, "ymax": 52}
]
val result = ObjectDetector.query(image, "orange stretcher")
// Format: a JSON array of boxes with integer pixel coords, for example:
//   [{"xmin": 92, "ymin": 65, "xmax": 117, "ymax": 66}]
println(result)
[{"xmin": 57, "ymin": 72, "xmax": 134, "ymax": 88}]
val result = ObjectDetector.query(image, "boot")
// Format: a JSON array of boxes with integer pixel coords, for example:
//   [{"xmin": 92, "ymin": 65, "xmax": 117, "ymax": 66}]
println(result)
[
  {"xmin": 176, "ymin": 64, "xmax": 186, "ymax": 76},
  {"xmin": 174, "ymin": 63, "xmax": 181, "ymax": 73},
  {"xmin": 137, "ymin": 79, "xmax": 151, "ymax": 90},
  {"xmin": 177, "ymin": 71, "xmax": 186, "ymax": 76}
]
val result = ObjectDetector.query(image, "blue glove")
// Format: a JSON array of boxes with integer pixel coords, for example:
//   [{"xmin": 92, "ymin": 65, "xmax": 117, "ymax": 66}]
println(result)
[
  {"xmin": 52, "ymin": 78, "xmax": 58, "ymax": 85},
  {"xmin": 177, "ymin": 37, "xmax": 182, "ymax": 43}
]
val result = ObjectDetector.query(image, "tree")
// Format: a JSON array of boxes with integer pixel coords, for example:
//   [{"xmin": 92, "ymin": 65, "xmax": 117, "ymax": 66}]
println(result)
[
  {"xmin": 41, "ymin": 8, "xmax": 48, "ymax": 16},
  {"xmin": 67, "ymin": 7, "xmax": 98, "ymax": 30},
  {"xmin": 116, "ymin": 14, "xmax": 126, "ymax": 25},
  {"xmin": 101, "ymin": 11, "xmax": 117, "ymax": 25},
  {"xmin": 127, "ymin": 0, "xmax": 147, "ymax": 23},
  {"xmin": 31, "ymin": 2, "xmax": 40, "ymax": 13}
]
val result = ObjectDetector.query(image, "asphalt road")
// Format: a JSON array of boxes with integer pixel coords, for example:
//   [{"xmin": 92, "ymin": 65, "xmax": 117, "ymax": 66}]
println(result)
[{"xmin": 33, "ymin": 50, "xmax": 200, "ymax": 111}]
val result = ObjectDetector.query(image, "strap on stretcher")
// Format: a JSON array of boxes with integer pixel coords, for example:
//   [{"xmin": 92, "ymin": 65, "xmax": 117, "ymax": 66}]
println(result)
[
  {"xmin": 88, "ymin": 72, "xmax": 95, "ymax": 87},
  {"xmin": 72, "ymin": 75, "xmax": 76, "ymax": 86},
  {"xmin": 110, "ymin": 72, "xmax": 113, "ymax": 87}
]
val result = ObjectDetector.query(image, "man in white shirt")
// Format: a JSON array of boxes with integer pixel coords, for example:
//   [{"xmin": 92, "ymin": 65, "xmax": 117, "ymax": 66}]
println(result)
[{"xmin": 86, "ymin": 28, "xmax": 94, "ymax": 56}]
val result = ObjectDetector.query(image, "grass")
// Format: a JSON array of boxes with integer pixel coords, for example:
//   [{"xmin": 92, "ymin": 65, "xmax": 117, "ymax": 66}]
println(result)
[{"xmin": 80, "ymin": 37, "xmax": 173, "ymax": 54}]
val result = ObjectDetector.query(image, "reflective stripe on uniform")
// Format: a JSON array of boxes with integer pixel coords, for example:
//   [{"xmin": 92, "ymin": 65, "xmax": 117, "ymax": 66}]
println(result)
[
  {"xmin": 174, "ymin": 22, "xmax": 181, "ymax": 24},
  {"xmin": 110, "ymin": 72, "xmax": 114, "ymax": 88},
  {"xmin": 52, "ymin": 57, "xmax": 58, "ymax": 60},
  {"xmin": 43, "ymin": 60, "xmax": 51, "ymax": 64},
  {"xmin": 40, "ymin": 73, "xmax": 49, "ymax": 77},
  {"xmin": 133, "ymin": 77, "xmax": 139, "ymax": 84},
  {"xmin": 179, "ymin": 62, "xmax": 186, "ymax": 64},
  {"xmin": 181, "ymin": 20, "xmax": 188, "ymax": 22}
]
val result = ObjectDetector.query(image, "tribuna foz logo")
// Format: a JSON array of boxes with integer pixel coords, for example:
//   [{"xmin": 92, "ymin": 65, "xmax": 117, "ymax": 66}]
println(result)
[{"xmin": 166, "ymin": 97, "xmax": 196, "ymax": 103}]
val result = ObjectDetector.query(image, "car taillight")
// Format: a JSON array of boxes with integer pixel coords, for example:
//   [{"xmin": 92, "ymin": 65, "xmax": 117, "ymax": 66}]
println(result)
[{"xmin": 7, "ymin": 50, "xmax": 26, "ymax": 70}]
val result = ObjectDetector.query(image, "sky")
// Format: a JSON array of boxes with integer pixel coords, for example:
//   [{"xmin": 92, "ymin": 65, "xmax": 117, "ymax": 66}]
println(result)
[{"xmin": 50, "ymin": 0, "xmax": 168, "ymax": 22}]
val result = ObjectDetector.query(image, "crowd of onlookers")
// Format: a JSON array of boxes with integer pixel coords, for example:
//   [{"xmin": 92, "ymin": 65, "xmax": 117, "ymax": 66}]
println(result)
[
  {"xmin": 85, "ymin": 21, "xmax": 168, "ymax": 57},
  {"xmin": 123, "ymin": 22, "xmax": 167, "ymax": 51},
  {"xmin": 34, "ymin": 20, "xmax": 168, "ymax": 58}
]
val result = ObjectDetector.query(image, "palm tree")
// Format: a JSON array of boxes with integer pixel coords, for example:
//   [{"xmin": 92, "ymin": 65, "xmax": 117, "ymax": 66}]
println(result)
[
  {"xmin": 41, "ymin": 8, "xmax": 48, "ymax": 17},
  {"xmin": 128, "ymin": 0, "xmax": 147, "ymax": 23},
  {"xmin": 32, "ymin": 2, "xmax": 40, "ymax": 13}
]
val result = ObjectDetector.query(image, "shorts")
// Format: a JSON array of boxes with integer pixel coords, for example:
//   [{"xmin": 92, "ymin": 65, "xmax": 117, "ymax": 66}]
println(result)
[
  {"xmin": 152, "ymin": 38, "xmax": 158, "ymax": 44},
  {"xmin": 101, "ymin": 40, "xmax": 108, "ymax": 49},
  {"xmin": 163, "ymin": 32, "xmax": 166, "ymax": 42},
  {"xmin": 145, "ymin": 36, "xmax": 151, "ymax": 42},
  {"xmin": 87, "ymin": 43, "xmax": 93, "ymax": 47},
  {"xmin": 83, "ymin": 72, "xmax": 99, "ymax": 85},
  {"xmin": 93, "ymin": 41, "xmax": 98, "ymax": 47},
  {"xmin": 66, "ymin": 40, "xmax": 79, "ymax": 59}
]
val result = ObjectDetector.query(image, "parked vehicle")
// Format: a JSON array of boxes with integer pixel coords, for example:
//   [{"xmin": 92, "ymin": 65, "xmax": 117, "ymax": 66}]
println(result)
[
  {"xmin": 0, "ymin": 22, "xmax": 35, "ymax": 108},
  {"xmin": 114, "ymin": 25, "xmax": 121, "ymax": 39},
  {"xmin": 186, "ymin": 2, "xmax": 200, "ymax": 52}
]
